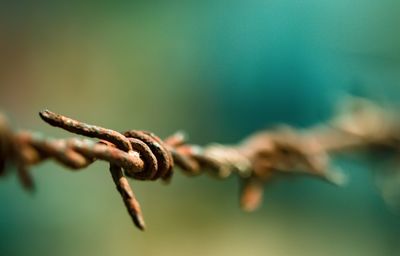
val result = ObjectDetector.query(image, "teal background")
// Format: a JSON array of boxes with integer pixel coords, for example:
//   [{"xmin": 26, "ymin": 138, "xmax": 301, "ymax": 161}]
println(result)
[{"xmin": 0, "ymin": 1, "xmax": 400, "ymax": 255}]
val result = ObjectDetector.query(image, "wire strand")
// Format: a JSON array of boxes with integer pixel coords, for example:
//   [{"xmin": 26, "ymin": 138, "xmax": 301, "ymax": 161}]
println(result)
[{"xmin": 1, "ymin": 97, "xmax": 399, "ymax": 231}]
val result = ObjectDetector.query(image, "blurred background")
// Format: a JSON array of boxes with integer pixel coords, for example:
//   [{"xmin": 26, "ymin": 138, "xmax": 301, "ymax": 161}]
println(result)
[{"xmin": 1, "ymin": 1, "xmax": 400, "ymax": 255}]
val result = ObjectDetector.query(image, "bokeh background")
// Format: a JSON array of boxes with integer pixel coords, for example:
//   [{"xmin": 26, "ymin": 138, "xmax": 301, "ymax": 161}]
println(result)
[{"xmin": 1, "ymin": 1, "xmax": 400, "ymax": 255}]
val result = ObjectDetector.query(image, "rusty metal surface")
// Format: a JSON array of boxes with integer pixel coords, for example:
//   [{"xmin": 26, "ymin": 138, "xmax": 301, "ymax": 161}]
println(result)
[{"xmin": 1, "ymin": 98, "xmax": 400, "ymax": 231}]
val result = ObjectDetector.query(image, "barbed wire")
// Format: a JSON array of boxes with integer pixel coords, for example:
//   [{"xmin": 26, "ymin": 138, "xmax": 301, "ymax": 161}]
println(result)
[{"xmin": 1, "ymin": 97, "xmax": 400, "ymax": 231}]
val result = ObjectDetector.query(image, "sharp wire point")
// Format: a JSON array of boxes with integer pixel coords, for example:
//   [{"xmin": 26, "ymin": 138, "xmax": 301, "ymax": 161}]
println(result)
[{"xmin": 0, "ymin": 98, "xmax": 398, "ymax": 231}]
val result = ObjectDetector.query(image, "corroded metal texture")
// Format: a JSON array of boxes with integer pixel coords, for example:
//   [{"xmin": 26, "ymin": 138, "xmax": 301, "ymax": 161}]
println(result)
[{"xmin": 1, "ymin": 97, "xmax": 400, "ymax": 231}]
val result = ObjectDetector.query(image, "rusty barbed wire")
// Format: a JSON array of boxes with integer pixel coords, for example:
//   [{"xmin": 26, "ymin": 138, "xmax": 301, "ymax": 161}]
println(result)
[{"xmin": 2, "ymin": 97, "xmax": 400, "ymax": 231}]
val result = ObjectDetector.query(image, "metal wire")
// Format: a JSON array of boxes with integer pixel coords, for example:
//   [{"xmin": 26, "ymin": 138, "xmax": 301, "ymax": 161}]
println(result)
[
  {"xmin": 0, "ymin": 110, "xmax": 252, "ymax": 230},
  {"xmin": 1, "ymin": 97, "xmax": 399, "ymax": 231}
]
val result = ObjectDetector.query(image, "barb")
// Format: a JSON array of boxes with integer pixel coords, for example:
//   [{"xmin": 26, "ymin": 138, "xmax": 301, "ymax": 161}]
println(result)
[{"xmin": 1, "ymin": 97, "xmax": 400, "ymax": 231}]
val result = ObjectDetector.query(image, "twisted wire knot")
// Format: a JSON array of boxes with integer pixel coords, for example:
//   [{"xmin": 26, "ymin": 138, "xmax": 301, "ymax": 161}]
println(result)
[
  {"xmin": 3, "ymin": 103, "xmax": 370, "ymax": 232},
  {"xmin": 122, "ymin": 130, "xmax": 174, "ymax": 181}
]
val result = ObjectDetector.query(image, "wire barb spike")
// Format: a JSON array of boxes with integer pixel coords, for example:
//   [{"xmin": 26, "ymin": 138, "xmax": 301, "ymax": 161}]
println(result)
[{"xmin": 1, "ymin": 97, "xmax": 399, "ymax": 231}]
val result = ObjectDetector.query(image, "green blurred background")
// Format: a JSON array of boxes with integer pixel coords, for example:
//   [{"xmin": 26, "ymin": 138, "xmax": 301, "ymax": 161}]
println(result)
[{"xmin": 1, "ymin": 1, "xmax": 400, "ymax": 255}]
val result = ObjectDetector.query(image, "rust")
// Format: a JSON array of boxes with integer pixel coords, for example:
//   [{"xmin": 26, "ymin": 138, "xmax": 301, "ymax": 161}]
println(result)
[
  {"xmin": 110, "ymin": 164, "xmax": 146, "ymax": 230},
  {"xmin": 126, "ymin": 138, "xmax": 157, "ymax": 180},
  {"xmin": 123, "ymin": 130, "xmax": 173, "ymax": 180},
  {"xmin": 40, "ymin": 110, "xmax": 132, "ymax": 152},
  {"xmin": 240, "ymin": 178, "xmax": 265, "ymax": 212},
  {"xmin": 1, "ymin": 97, "xmax": 400, "ymax": 231}
]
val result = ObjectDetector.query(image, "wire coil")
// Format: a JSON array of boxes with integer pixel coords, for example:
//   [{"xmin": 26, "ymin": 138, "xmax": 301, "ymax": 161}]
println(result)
[{"xmin": 3, "ymin": 100, "xmax": 387, "ymax": 232}]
